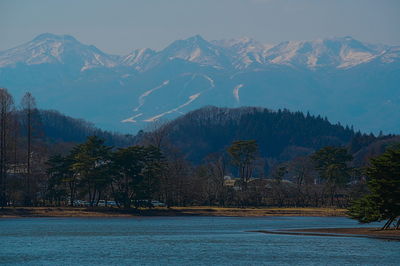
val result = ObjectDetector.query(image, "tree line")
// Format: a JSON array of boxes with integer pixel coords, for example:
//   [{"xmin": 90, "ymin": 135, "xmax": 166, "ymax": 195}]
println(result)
[
  {"xmin": 46, "ymin": 136, "xmax": 163, "ymax": 208},
  {"xmin": 1, "ymin": 89, "xmax": 399, "ymax": 230},
  {"xmin": 0, "ymin": 88, "xmax": 135, "ymax": 207}
]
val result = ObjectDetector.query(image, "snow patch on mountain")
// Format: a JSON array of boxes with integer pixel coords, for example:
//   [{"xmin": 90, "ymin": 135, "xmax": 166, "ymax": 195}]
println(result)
[
  {"xmin": 120, "ymin": 48, "xmax": 156, "ymax": 71},
  {"xmin": 233, "ymin": 84, "xmax": 243, "ymax": 103},
  {"xmin": 144, "ymin": 93, "xmax": 201, "ymax": 122},
  {"xmin": 134, "ymin": 80, "xmax": 170, "ymax": 112},
  {"xmin": 121, "ymin": 113, "xmax": 143, "ymax": 123},
  {"xmin": 379, "ymin": 46, "xmax": 400, "ymax": 63},
  {"xmin": 201, "ymin": 75, "xmax": 215, "ymax": 88},
  {"xmin": 338, "ymin": 50, "xmax": 379, "ymax": 68}
]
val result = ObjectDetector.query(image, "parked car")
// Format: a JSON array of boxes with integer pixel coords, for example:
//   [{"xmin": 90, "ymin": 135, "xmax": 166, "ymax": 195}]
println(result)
[
  {"xmin": 98, "ymin": 200, "xmax": 118, "ymax": 207},
  {"xmin": 132, "ymin": 199, "xmax": 166, "ymax": 207},
  {"xmin": 132, "ymin": 199, "xmax": 167, "ymax": 207},
  {"xmin": 106, "ymin": 200, "xmax": 118, "ymax": 206},
  {"xmin": 73, "ymin": 200, "xmax": 88, "ymax": 207},
  {"xmin": 151, "ymin": 200, "xmax": 166, "ymax": 207}
]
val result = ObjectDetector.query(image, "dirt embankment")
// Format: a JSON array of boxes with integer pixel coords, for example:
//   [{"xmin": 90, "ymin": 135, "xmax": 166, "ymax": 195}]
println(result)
[
  {"xmin": 255, "ymin": 227, "xmax": 400, "ymax": 241},
  {"xmin": 0, "ymin": 206, "xmax": 346, "ymax": 218}
]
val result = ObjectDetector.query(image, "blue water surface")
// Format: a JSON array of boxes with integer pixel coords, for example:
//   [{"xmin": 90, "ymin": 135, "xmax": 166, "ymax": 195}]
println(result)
[{"xmin": 0, "ymin": 216, "xmax": 399, "ymax": 265}]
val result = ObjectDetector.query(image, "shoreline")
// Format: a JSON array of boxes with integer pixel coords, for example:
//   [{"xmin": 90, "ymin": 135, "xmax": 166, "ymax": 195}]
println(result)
[
  {"xmin": 0, "ymin": 206, "xmax": 346, "ymax": 218},
  {"xmin": 3, "ymin": 207, "xmax": 399, "ymax": 241},
  {"xmin": 254, "ymin": 227, "xmax": 400, "ymax": 241}
]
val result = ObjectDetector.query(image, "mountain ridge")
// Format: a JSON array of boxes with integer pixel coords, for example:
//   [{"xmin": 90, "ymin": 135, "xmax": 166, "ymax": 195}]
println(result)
[
  {"xmin": 1, "ymin": 33, "xmax": 399, "ymax": 134},
  {"xmin": 2, "ymin": 33, "xmax": 397, "ymax": 70}
]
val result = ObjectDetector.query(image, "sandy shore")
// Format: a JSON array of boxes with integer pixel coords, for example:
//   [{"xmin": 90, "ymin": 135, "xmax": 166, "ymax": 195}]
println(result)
[
  {"xmin": 255, "ymin": 227, "xmax": 400, "ymax": 241},
  {"xmin": 0, "ymin": 206, "xmax": 346, "ymax": 218}
]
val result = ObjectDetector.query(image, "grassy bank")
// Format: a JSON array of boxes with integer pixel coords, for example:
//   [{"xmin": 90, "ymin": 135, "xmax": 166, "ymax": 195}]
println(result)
[{"xmin": 0, "ymin": 206, "xmax": 346, "ymax": 218}]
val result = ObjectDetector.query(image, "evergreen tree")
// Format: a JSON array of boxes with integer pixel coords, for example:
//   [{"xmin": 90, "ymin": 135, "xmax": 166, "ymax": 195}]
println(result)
[
  {"xmin": 72, "ymin": 136, "xmax": 112, "ymax": 206},
  {"xmin": 311, "ymin": 146, "xmax": 353, "ymax": 206},
  {"xmin": 227, "ymin": 140, "xmax": 258, "ymax": 190},
  {"xmin": 349, "ymin": 144, "xmax": 400, "ymax": 229},
  {"xmin": 136, "ymin": 146, "xmax": 164, "ymax": 206},
  {"xmin": 111, "ymin": 145, "xmax": 163, "ymax": 208},
  {"xmin": 46, "ymin": 154, "xmax": 78, "ymax": 206}
]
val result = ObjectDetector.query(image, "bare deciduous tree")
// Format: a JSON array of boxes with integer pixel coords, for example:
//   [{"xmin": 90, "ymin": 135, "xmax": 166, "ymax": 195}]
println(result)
[
  {"xmin": 21, "ymin": 92, "xmax": 38, "ymax": 205},
  {"xmin": 0, "ymin": 88, "xmax": 14, "ymax": 207}
]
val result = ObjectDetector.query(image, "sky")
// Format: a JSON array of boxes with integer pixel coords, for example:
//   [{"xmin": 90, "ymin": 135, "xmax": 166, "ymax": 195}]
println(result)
[{"xmin": 1, "ymin": 0, "xmax": 399, "ymax": 55}]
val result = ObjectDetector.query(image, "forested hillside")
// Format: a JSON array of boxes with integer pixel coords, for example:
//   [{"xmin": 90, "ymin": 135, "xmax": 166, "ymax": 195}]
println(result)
[
  {"xmin": 36, "ymin": 110, "xmax": 134, "ymax": 147},
  {"xmin": 141, "ymin": 106, "xmax": 356, "ymax": 164}
]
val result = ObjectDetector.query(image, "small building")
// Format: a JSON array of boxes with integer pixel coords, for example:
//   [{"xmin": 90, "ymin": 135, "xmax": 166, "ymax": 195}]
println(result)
[{"xmin": 7, "ymin": 164, "xmax": 28, "ymax": 175}]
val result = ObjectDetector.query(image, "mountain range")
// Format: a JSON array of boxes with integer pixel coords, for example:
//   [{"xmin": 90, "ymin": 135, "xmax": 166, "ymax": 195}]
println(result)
[{"xmin": 1, "ymin": 33, "xmax": 399, "ymax": 133}]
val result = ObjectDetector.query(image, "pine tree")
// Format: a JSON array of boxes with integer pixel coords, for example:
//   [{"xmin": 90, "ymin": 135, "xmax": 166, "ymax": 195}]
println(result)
[
  {"xmin": 311, "ymin": 146, "xmax": 353, "ymax": 206},
  {"xmin": 349, "ymin": 144, "xmax": 400, "ymax": 229},
  {"xmin": 72, "ymin": 136, "xmax": 112, "ymax": 206},
  {"xmin": 227, "ymin": 140, "xmax": 258, "ymax": 190}
]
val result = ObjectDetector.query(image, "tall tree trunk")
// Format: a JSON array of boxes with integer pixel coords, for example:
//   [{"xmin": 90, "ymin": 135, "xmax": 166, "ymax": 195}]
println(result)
[
  {"xmin": 0, "ymin": 103, "xmax": 5, "ymax": 207},
  {"xmin": 0, "ymin": 89, "xmax": 14, "ymax": 208},
  {"xmin": 21, "ymin": 92, "xmax": 37, "ymax": 206},
  {"xmin": 27, "ymin": 106, "xmax": 31, "ymax": 205}
]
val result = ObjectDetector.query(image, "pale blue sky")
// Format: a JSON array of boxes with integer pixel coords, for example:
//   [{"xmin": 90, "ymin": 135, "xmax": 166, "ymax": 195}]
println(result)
[{"xmin": 1, "ymin": 0, "xmax": 399, "ymax": 54}]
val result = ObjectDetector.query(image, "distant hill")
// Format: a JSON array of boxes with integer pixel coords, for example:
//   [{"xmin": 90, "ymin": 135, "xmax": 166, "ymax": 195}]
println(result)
[
  {"xmin": 351, "ymin": 134, "xmax": 400, "ymax": 167},
  {"xmin": 1, "ymin": 33, "xmax": 399, "ymax": 134},
  {"xmin": 17, "ymin": 109, "xmax": 135, "ymax": 148},
  {"xmin": 141, "ymin": 106, "xmax": 356, "ymax": 164},
  {"xmin": 15, "ymin": 106, "xmax": 399, "ymax": 169}
]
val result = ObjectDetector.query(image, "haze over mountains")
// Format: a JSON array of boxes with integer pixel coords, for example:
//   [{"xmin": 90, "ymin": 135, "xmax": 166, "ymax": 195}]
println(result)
[{"xmin": 1, "ymin": 33, "xmax": 399, "ymax": 133}]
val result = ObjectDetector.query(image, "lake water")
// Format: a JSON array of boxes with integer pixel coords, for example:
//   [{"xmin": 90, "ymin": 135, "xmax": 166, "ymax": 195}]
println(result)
[{"xmin": 0, "ymin": 216, "xmax": 399, "ymax": 265}]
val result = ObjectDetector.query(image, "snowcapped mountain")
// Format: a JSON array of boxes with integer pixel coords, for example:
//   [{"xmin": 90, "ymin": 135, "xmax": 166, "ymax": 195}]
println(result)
[
  {"xmin": 1, "ymin": 33, "xmax": 396, "ymax": 71},
  {"xmin": 1, "ymin": 33, "xmax": 399, "ymax": 134},
  {"xmin": 128, "ymin": 35, "xmax": 233, "ymax": 71},
  {"xmin": 157, "ymin": 35, "xmax": 231, "ymax": 68},
  {"xmin": 263, "ymin": 36, "xmax": 385, "ymax": 69},
  {"xmin": 0, "ymin": 33, "xmax": 119, "ymax": 71},
  {"xmin": 212, "ymin": 37, "xmax": 272, "ymax": 68}
]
